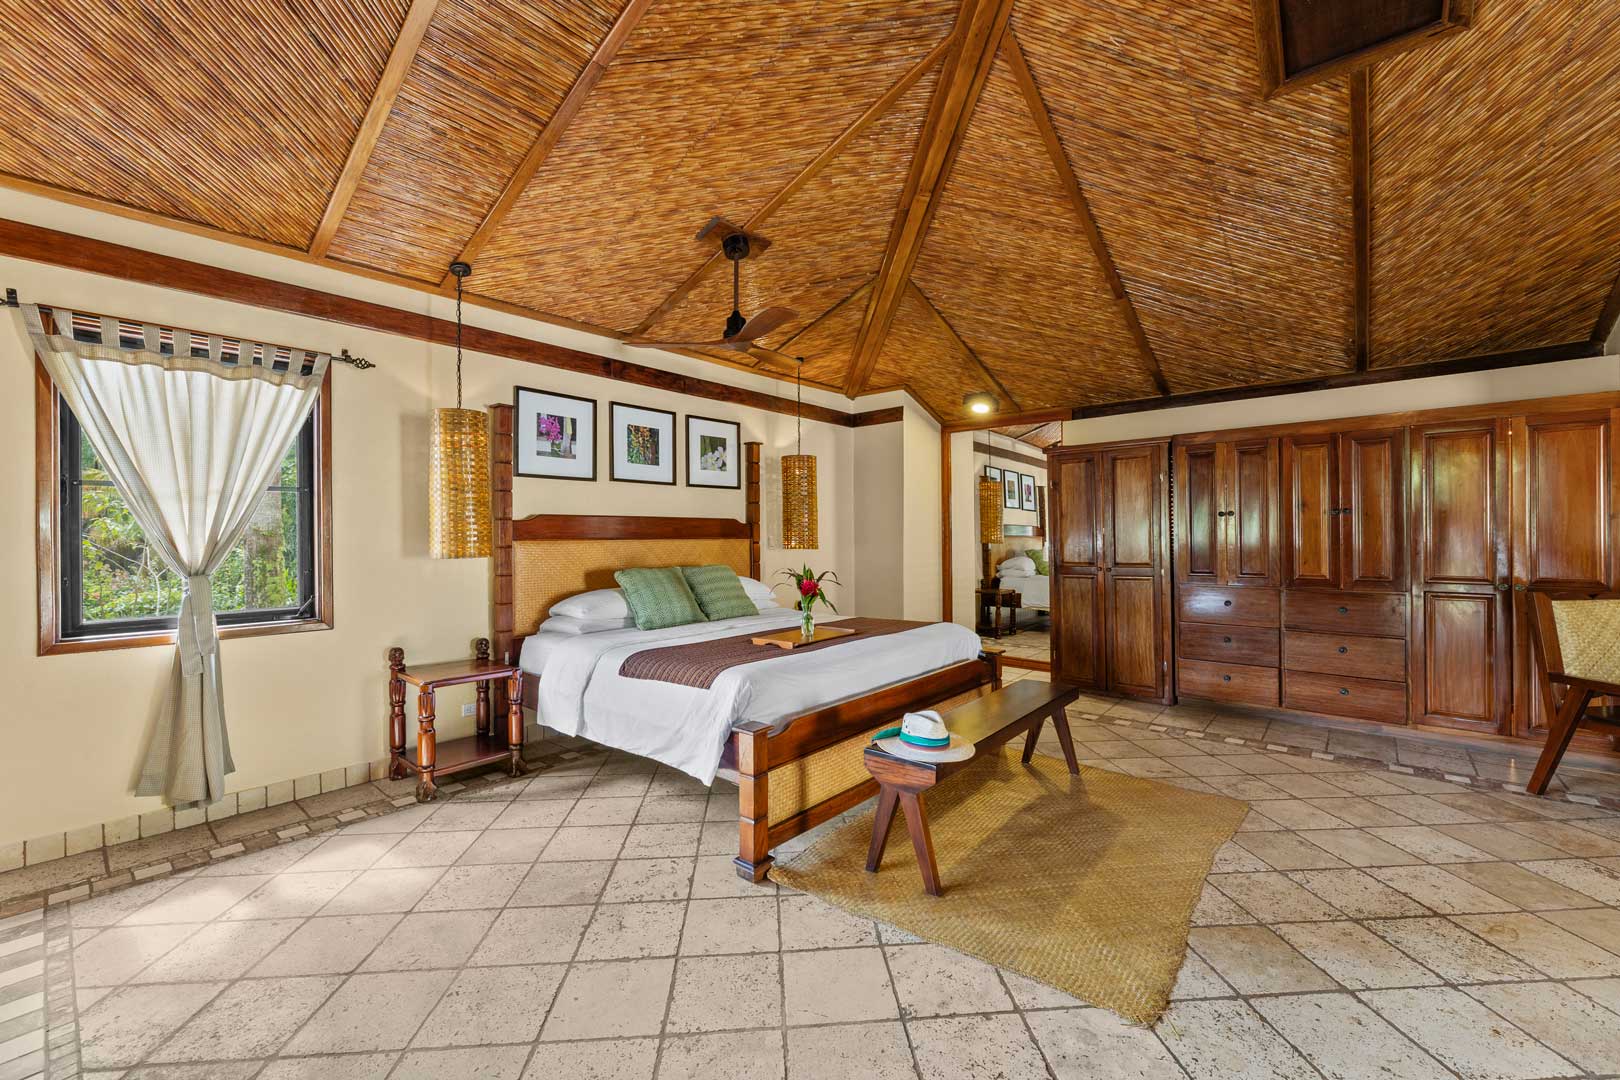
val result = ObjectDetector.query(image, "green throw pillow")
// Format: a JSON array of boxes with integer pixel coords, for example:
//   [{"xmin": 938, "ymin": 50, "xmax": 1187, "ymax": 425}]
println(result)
[
  {"xmin": 681, "ymin": 565, "xmax": 758, "ymax": 621},
  {"xmin": 614, "ymin": 567, "xmax": 708, "ymax": 630},
  {"xmin": 1026, "ymin": 548, "xmax": 1050, "ymax": 575}
]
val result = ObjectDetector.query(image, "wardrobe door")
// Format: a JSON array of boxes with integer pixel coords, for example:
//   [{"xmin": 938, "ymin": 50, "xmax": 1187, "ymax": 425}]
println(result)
[
  {"xmin": 1102, "ymin": 442, "xmax": 1170, "ymax": 701},
  {"xmin": 1409, "ymin": 420, "xmax": 1511, "ymax": 733},
  {"xmin": 1175, "ymin": 442, "xmax": 1222, "ymax": 586},
  {"xmin": 1225, "ymin": 438, "xmax": 1280, "ymax": 586},
  {"xmin": 1051, "ymin": 451, "xmax": 1104, "ymax": 689},
  {"xmin": 1342, "ymin": 427, "xmax": 1406, "ymax": 591},
  {"xmin": 1509, "ymin": 409, "xmax": 1616, "ymax": 738},
  {"xmin": 1282, "ymin": 433, "xmax": 1340, "ymax": 589}
]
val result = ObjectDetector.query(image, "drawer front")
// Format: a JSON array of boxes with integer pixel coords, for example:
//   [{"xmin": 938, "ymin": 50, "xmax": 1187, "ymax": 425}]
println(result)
[
  {"xmin": 1283, "ymin": 630, "xmax": 1405, "ymax": 681},
  {"xmin": 1178, "ymin": 585, "xmax": 1280, "ymax": 627},
  {"xmin": 1178, "ymin": 658, "xmax": 1280, "ymax": 707},
  {"xmin": 1284, "ymin": 670, "xmax": 1407, "ymax": 723},
  {"xmin": 1284, "ymin": 590, "xmax": 1407, "ymax": 636},
  {"xmin": 1179, "ymin": 623, "xmax": 1280, "ymax": 667}
]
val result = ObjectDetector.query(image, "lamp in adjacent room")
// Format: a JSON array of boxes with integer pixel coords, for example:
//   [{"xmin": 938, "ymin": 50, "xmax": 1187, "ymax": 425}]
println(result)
[
  {"xmin": 428, "ymin": 261, "xmax": 491, "ymax": 559},
  {"xmin": 978, "ymin": 474, "xmax": 1003, "ymax": 585},
  {"xmin": 781, "ymin": 357, "xmax": 818, "ymax": 549},
  {"xmin": 964, "ymin": 391, "xmax": 997, "ymax": 415}
]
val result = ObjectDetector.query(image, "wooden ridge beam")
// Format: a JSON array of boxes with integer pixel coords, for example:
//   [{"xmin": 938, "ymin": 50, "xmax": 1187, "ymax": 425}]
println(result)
[
  {"xmin": 844, "ymin": 0, "xmax": 1015, "ymax": 397},
  {"xmin": 908, "ymin": 281, "xmax": 1021, "ymax": 411},
  {"xmin": 629, "ymin": 35, "xmax": 953, "ymax": 338},
  {"xmin": 0, "ymin": 217, "xmax": 907, "ymax": 429},
  {"xmin": 309, "ymin": 0, "xmax": 441, "ymax": 257},
  {"xmin": 441, "ymin": 0, "xmax": 655, "ymax": 287},
  {"xmin": 1003, "ymin": 32, "xmax": 1170, "ymax": 397},
  {"xmin": 942, "ymin": 406, "xmax": 1070, "ymax": 434},
  {"xmin": 1350, "ymin": 68, "xmax": 1372, "ymax": 371}
]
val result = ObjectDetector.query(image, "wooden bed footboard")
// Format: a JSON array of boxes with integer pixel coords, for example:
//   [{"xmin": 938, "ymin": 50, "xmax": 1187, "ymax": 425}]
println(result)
[{"xmin": 731, "ymin": 648, "xmax": 1003, "ymax": 882}]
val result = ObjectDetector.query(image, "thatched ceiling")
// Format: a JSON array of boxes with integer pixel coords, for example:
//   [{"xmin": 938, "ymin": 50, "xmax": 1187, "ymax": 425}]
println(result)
[{"xmin": 2, "ymin": 0, "xmax": 1616, "ymax": 423}]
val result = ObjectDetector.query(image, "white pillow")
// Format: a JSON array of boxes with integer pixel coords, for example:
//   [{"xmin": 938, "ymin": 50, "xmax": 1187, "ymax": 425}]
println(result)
[
  {"xmin": 538, "ymin": 614, "xmax": 636, "ymax": 635},
  {"xmin": 755, "ymin": 597, "xmax": 783, "ymax": 611},
  {"xmin": 998, "ymin": 555, "xmax": 1037, "ymax": 576},
  {"xmin": 550, "ymin": 588, "xmax": 632, "ymax": 621},
  {"xmin": 738, "ymin": 577, "xmax": 778, "ymax": 603}
]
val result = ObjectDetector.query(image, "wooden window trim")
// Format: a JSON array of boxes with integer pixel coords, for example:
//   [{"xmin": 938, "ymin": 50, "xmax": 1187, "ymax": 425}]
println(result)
[{"xmin": 35, "ymin": 359, "xmax": 335, "ymax": 656}]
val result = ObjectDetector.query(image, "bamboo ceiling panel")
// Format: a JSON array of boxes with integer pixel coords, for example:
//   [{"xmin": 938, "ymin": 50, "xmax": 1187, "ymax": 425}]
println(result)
[
  {"xmin": 641, "ymin": 70, "xmax": 939, "ymax": 350},
  {"xmin": 1372, "ymin": 0, "xmax": 1620, "ymax": 368},
  {"xmin": 0, "ymin": 0, "xmax": 409, "ymax": 247},
  {"xmin": 870, "ymin": 287, "xmax": 999, "ymax": 419},
  {"xmin": 470, "ymin": 0, "xmax": 957, "ymax": 331},
  {"xmin": 326, "ymin": 0, "xmax": 622, "ymax": 282},
  {"xmin": 1014, "ymin": 0, "xmax": 1354, "ymax": 392},
  {"xmin": 911, "ymin": 57, "xmax": 1156, "ymax": 410}
]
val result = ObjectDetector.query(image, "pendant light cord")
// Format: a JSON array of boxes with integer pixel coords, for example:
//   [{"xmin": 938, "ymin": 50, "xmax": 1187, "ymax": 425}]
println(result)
[
  {"xmin": 454, "ymin": 271, "xmax": 464, "ymax": 410},
  {"xmin": 795, "ymin": 357, "xmax": 804, "ymax": 456}
]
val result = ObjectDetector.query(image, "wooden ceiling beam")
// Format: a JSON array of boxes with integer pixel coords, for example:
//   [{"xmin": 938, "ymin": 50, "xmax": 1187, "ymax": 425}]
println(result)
[
  {"xmin": 628, "ymin": 35, "xmax": 953, "ymax": 338},
  {"xmin": 908, "ymin": 280, "xmax": 1021, "ymax": 411},
  {"xmin": 1003, "ymin": 31, "xmax": 1170, "ymax": 397},
  {"xmin": 1593, "ymin": 266, "xmax": 1620, "ymax": 351},
  {"xmin": 308, "ymin": 0, "xmax": 441, "ymax": 257},
  {"xmin": 770, "ymin": 276, "xmax": 875, "ymax": 357},
  {"xmin": 1350, "ymin": 68, "xmax": 1372, "ymax": 371},
  {"xmin": 844, "ymin": 0, "xmax": 1014, "ymax": 397},
  {"xmin": 440, "ymin": 0, "xmax": 655, "ymax": 287}
]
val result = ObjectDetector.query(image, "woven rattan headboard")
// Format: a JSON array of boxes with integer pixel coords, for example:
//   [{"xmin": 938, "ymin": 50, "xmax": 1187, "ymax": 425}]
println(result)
[{"xmin": 488, "ymin": 403, "xmax": 763, "ymax": 665}]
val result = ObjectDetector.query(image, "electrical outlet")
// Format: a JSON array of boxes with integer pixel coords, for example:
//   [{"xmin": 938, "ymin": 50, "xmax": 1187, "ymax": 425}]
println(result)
[{"xmin": 461, "ymin": 704, "xmax": 476, "ymax": 718}]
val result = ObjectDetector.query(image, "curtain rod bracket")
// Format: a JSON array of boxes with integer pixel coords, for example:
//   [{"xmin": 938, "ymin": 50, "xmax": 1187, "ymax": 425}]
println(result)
[
  {"xmin": 335, "ymin": 348, "xmax": 374, "ymax": 370},
  {"xmin": 2, "ymin": 289, "xmax": 17, "ymax": 308}
]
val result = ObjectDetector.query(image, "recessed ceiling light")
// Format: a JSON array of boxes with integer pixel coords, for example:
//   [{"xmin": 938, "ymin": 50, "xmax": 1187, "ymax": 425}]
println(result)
[{"xmin": 963, "ymin": 392, "xmax": 997, "ymax": 415}]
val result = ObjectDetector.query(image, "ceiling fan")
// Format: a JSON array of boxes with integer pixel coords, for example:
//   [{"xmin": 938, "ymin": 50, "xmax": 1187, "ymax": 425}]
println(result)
[{"xmin": 625, "ymin": 217, "xmax": 797, "ymax": 364}]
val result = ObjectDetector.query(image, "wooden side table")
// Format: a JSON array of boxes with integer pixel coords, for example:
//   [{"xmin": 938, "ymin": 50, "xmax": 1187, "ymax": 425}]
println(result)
[
  {"xmin": 388, "ymin": 638, "xmax": 527, "ymax": 801},
  {"xmin": 976, "ymin": 587, "xmax": 1021, "ymax": 638}
]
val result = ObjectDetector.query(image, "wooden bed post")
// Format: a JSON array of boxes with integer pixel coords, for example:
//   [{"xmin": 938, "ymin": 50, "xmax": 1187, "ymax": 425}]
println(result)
[
  {"xmin": 982, "ymin": 644, "xmax": 1004, "ymax": 689},
  {"xmin": 733, "ymin": 720, "xmax": 773, "ymax": 882},
  {"xmin": 745, "ymin": 440, "xmax": 762, "ymax": 579},
  {"xmin": 490, "ymin": 403, "xmax": 516, "ymax": 715}
]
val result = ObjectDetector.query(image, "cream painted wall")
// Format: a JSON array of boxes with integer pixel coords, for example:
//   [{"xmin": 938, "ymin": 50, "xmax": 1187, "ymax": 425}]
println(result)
[
  {"xmin": 852, "ymin": 423, "xmax": 904, "ymax": 618},
  {"xmin": 900, "ymin": 402, "xmax": 943, "ymax": 620},
  {"xmin": 0, "ymin": 196, "xmax": 875, "ymax": 846}
]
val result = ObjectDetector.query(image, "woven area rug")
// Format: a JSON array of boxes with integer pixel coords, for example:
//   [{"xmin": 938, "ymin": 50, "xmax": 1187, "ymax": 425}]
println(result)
[{"xmin": 771, "ymin": 747, "xmax": 1247, "ymax": 1024}]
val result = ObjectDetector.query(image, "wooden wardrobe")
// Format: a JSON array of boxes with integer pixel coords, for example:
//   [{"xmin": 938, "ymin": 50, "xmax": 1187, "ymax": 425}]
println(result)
[{"xmin": 1048, "ymin": 391, "xmax": 1620, "ymax": 750}]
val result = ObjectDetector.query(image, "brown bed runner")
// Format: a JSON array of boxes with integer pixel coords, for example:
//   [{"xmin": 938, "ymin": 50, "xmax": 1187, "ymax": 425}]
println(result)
[{"xmin": 619, "ymin": 618, "xmax": 928, "ymax": 689}]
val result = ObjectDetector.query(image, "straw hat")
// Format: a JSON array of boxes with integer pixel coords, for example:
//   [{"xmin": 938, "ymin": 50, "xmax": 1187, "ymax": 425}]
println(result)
[{"xmin": 872, "ymin": 710, "xmax": 976, "ymax": 764}]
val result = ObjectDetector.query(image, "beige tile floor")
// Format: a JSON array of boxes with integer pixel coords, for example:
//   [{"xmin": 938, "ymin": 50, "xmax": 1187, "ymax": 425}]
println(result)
[
  {"xmin": 979, "ymin": 626, "xmax": 1050, "ymax": 665},
  {"xmin": 24, "ymin": 683, "xmax": 1620, "ymax": 1080}
]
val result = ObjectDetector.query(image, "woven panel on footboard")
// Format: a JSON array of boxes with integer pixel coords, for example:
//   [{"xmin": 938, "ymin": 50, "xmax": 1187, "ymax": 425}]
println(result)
[{"xmin": 512, "ymin": 538, "xmax": 751, "ymax": 636}]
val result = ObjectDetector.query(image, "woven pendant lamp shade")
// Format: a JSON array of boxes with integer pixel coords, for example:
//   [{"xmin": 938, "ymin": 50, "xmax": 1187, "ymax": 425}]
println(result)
[
  {"xmin": 429, "ymin": 406, "xmax": 491, "ymax": 558},
  {"xmin": 978, "ymin": 476, "xmax": 1003, "ymax": 543},
  {"xmin": 782, "ymin": 453, "xmax": 818, "ymax": 549}
]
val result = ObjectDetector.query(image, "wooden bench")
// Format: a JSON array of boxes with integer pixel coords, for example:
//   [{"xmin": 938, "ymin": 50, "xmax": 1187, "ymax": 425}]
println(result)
[{"xmin": 863, "ymin": 679, "xmax": 1082, "ymax": 896}]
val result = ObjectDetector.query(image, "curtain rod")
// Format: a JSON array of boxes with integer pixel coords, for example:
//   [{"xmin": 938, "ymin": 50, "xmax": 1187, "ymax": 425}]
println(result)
[{"xmin": 2, "ymin": 288, "xmax": 374, "ymax": 370}]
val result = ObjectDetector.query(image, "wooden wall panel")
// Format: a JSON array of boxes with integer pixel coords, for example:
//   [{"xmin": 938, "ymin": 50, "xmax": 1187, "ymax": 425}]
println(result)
[
  {"xmin": 1373, "ymin": 0, "xmax": 1620, "ymax": 367},
  {"xmin": 910, "ymin": 57, "xmax": 1154, "ymax": 409},
  {"xmin": 0, "ymin": 0, "xmax": 411, "ymax": 246},
  {"xmin": 326, "ymin": 0, "xmax": 620, "ymax": 281},
  {"xmin": 470, "ymin": 0, "xmax": 957, "ymax": 331}
]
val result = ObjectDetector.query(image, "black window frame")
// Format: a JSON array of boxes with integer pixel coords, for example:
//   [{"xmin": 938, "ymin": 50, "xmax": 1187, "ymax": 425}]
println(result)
[{"xmin": 57, "ymin": 397, "xmax": 319, "ymax": 640}]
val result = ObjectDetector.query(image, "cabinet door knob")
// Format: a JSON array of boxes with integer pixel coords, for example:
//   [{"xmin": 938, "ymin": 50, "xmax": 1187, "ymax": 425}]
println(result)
[
  {"xmin": 1337, "ymin": 646, "xmax": 1348, "ymax": 654},
  {"xmin": 1223, "ymin": 636, "xmax": 1233, "ymax": 643},
  {"xmin": 1337, "ymin": 606, "xmax": 1348, "ymax": 614},
  {"xmin": 1495, "ymin": 582, "xmax": 1509, "ymax": 591},
  {"xmin": 1222, "ymin": 674, "xmax": 1232, "ymax": 682},
  {"xmin": 1338, "ymin": 687, "xmax": 1349, "ymax": 695},
  {"xmin": 1513, "ymin": 584, "xmax": 1527, "ymax": 592},
  {"xmin": 1223, "ymin": 600, "xmax": 1233, "ymax": 607}
]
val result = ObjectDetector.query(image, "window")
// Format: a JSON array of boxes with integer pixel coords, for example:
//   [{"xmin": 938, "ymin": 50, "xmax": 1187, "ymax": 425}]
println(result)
[{"xmin": 38, "ymin": 369, "xmax": 333, "ymax": 652}]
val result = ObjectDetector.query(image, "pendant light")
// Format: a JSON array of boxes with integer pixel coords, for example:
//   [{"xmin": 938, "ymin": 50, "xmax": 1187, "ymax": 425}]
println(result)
[
  {"xmin": 428, "ymin": 261, "xmax": 491, "ymax": 559},
  {"xmin": 781, "ymin": 356, "xmax": 818, "ymax": 550},
  {"xmin": 978, "ymin": 474, "xmax": 1004, "ymax": 584}
]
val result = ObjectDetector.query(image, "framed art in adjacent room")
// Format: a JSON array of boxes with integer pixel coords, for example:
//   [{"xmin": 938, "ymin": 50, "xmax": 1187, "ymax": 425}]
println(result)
[
  {"xmin": 1021, "ymin": 473, "xmax": 1038, "ymax": 511},
  {"xmin": 984, "ymin": 465, "xmax": 1002, "ymax": 486},
  {"xmin": 686, "ymin": 414, "xmax": 742, "ymax": 489},
  {"xmin": 610, "ymin": 402, "xmax": 677, "ymax": 485},
  {"xmin": 1003, "ymin": 470, "xmax": 1021, "ymax": 509},
  {"xmin": 514, "ymin": 386, "xmax": 596, "ymax": 481}
]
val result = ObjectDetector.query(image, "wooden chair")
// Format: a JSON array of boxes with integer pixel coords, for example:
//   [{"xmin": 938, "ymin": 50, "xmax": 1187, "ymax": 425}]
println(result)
[{"xmin": 1525, "ymin": 592, "xmax": 1620, "ymax": 794}]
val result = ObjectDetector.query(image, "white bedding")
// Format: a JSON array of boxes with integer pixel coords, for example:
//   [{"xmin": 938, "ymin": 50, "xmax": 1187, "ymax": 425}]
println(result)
[
  {"xmin": 520, "ymin": 611, "xmax": 982, "ymax": 783},
  {"xmin": 1008, "ymin": 574, "xmax": 1050, "ymax": 610}
]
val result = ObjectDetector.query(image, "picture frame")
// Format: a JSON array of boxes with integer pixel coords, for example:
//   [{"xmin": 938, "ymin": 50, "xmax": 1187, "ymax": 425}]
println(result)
[
  {"xmin": 1021, "ymin": 473, "xmax": 1038, "ymax": 511},
  {"xmin": 514, "ymin": 386, "xmax": 596, "ymax": 481},
  {"xmin": 1003, "ymin": 470, "xmax": 1021, "ymax": 508},
  {"xmin": 984, "ymin": 465, "xmax": 1002, "ymax": 485},
  {"xmin": 685, "ymin": 414, "xmax": 742, "ymax": 489},
  {"xmin": 610, "ymin": 402, "xmax": 677, "ymax": 485}
]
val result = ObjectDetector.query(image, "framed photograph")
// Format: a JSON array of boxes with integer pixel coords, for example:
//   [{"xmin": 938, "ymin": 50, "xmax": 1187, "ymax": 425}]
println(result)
[
  {"xmin": 514, "ymin": 386, "xmax": 596, "ymax": 481},
  {"xmin": 984, "ymin": 465, "xmax": 1002, "ymax": 486},
  {"xmin": 686, "ymin": 414, "xmax": 742, "ymax": 489},
  {"xmin": 610, "ymin": 402, "xmax": 677, "ymax": 485},
  {"xmin": 1003, "ymin": 470, "xmax": 1021, "ymax": 509},
  {"xmin": 1021, "ymin": 473, "xmax": 1038, "ymax": 511}
]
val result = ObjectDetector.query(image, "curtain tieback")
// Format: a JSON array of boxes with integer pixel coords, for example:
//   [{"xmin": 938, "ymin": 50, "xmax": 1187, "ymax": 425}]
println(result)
[{"xmin": 176, "ymin": 574, "xmax": 217, "ymax": 676}]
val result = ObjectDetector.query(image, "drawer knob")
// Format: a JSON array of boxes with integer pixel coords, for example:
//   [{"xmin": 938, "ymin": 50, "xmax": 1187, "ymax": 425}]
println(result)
[
  {"xmin": 1223, "ymin": 600, "xmax": 1233, "ymax": 607},
  {"xmin": 1223, "ymin": 636, "xmax": 1232, "ymax": 643},
  {"xmin": 1338, "ymin": 606, "xmax": 1348, "ymax": 614},
  {"xmin": 1338, "ymin": 687, "xmax": 1349, "ymax": 695},
  {"xmin": 1337, "ymin": 646, "xmax": 1348, "ymax": 654},
  {"xmin": 1222, "ymin": 675, "xmax": 1232, "ymax": 682}
]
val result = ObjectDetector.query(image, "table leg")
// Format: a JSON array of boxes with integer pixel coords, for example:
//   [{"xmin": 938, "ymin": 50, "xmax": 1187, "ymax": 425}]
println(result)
[
  {"xmin": 507, "ymin": 670, "xmax": 529, "ymax": 777},
  {"xmin": 387, "ymin": 647, "xmax": 407, "ymax": 780},
  {"xmin": 865, "ymin": 786, "xmax": 900, "ymax": 872},
  {"xmin": 1051, "ymin": 705, "xmax": 1080, "ymax": 776},
  {"xmin": 898, "ymin": 791, "xmax": 942, "ymax": 896},
  {"xmin": 1020, "ymin": 717, "xmax": 1045, "ymax": 764},
  {"xmin": 416, "ymin": 687, "xmax": 438, "ymax": 802}
]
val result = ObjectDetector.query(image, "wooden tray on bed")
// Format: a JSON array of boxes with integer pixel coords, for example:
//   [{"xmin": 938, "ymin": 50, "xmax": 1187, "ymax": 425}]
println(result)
[{"xmin": 751, "ymin": 625, "xmax": 857, "ymax": 650}]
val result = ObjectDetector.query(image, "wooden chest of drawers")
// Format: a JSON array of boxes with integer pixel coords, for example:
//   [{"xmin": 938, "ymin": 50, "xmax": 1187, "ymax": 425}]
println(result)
[
  {"xmin": 1175, "ymin": 586, "xmax": 1282, "ymax": 707},
  {"xmin": 1278, "ymin": 590, "xmax": 1408, "ymax": 724}
]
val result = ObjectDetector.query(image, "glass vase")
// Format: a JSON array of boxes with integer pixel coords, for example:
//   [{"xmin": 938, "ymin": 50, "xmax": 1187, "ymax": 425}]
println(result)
[{"xmin": 800, "ymin": 605, "xmax": 815, "ymax": 641}]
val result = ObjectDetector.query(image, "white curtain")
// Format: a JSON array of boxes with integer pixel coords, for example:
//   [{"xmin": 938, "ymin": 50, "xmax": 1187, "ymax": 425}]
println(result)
[{"xmin": 24, "ymin": 305, "xmax": 329, "ymax": 808}]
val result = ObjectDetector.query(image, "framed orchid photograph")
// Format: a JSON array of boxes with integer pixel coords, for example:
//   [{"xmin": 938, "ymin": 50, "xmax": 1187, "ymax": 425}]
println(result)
[
  {"xmin": 514, "ymin": 386, "xmax": 596, "ymax": 481},
  {"xmin": 686, "ymin": 414, "xmax": 741, "ymax": 489},
  {"xmin": 610, "ymin": 402, "xmax": 677, "ymax": 485}
]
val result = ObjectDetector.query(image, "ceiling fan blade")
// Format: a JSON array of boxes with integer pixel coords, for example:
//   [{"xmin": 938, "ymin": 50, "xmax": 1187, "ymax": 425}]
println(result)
[
  {"xmin": 746, "ymin": 345, "xmax": 802, "ymax": 372},
  {"xmin": 624, "ymin": 336, "xmax": 748, "ymax": 350},
  {"xmin": 728, "ymin": 306, "xmax": 796, "ymax": 343}
]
